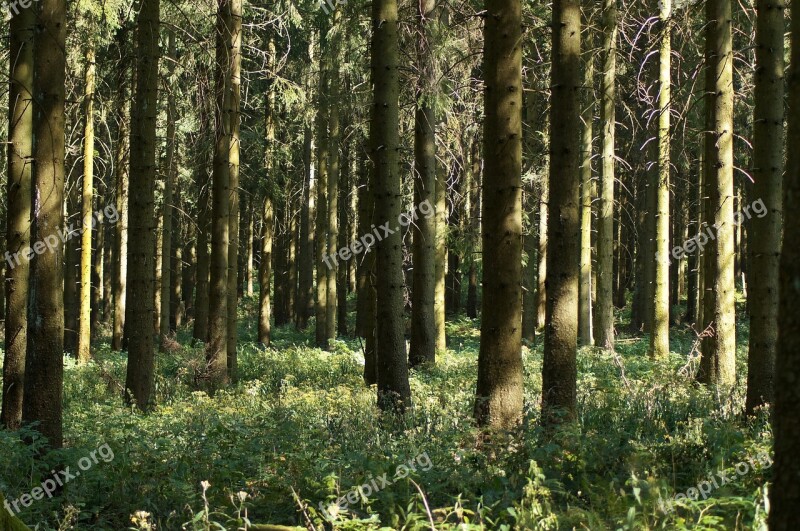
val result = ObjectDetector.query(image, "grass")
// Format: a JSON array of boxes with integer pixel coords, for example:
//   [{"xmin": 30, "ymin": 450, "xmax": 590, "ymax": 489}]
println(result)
[{"xmin": 0, "ymin": 295, "xmax": 771, "ymax": 530}]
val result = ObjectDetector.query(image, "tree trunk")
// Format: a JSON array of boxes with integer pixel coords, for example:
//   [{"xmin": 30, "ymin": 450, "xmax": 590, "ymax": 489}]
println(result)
[
  {"xmin": 2, "ymin": 2, "xmax": 35, "ymax": 430},
  {"xmin": 296, "ymin": 124, "xmax": 314, "ymax": 330},
  {"xmin": 409, "ymin": 0, "xmax": 438, "ymax": 367},
  {"xmin": 698, "ymin": 0, "xmax": 736, "ymax": 387},
  {"xmin": 466, "ymin": 136, "xmax": 481, "ymax": 320},
  {"xmin": 595, "ymin": 0, "xmax": 616, "ymax": 349},
  {"xmin": 650, "ymin": 0, "xmax": 671, "ymax": 359},
  {"xmin": 78, "ymin": 41, "xmax": 96, "ymax": 364},
  {"xmin": 206, "ymin": 0, "xmax": 232, "ymax": 387},
  {"xmin": 159, "ymin": 31, "xmax": 177, "ymax": 343},
  {"xmin": 579, "ymin": 35, "xmax": 594, "ymax": 347},
  {"xmin": 746, "ymin": 0, "xmax": 784, "ymax": 414},
  {"xmin": 315, "ymin": 29, "xmax": 330, "ymax": 348},
  {"xmin": 371, "ymin": 0, "xmax": 412, "ymax": 412},
  {"xmin": 474, "ymin": 0, "xmax": 523, "ymax": 429},
  {"xmin": 111, "ymin": 25, "xmax": 131, "ymax": 352},
  {"xmin": 541, "ymin": 0, "xmax": 581, "ymax": 424},
  {"xmin": 771, "ymin": 1, "xmax": 800, "ymax": 524},
  {"xmin": 258, "ymin": 197, "xmax": 273, "ymax": 347},
  {"xmin": 327, "ymin": 27, "xmax": 341, "ymax": 343},
  {"xmin": 226, "ymin": 0, "xmax": 242, "ymax": 381},
  {"xmin": 23, "ymin": 0, "xmax": 67, "ymax": 447}
]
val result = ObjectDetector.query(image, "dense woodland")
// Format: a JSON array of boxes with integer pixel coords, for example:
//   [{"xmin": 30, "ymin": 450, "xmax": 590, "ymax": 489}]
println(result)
[{"xmin": 0, "ymin": 0, "xmax": 798, "ymax": 528}]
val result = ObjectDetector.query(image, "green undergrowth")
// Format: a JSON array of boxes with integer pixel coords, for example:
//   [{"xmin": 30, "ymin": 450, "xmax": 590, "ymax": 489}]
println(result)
[{"xmin": 0, "ymin": 296, "xmax": 771, "ymax": 530}]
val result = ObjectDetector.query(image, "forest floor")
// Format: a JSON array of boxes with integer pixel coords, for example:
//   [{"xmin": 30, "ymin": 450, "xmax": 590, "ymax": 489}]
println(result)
[{"xmin": 0, "ymin": 294, "xmax": 771, "ymax": 530}]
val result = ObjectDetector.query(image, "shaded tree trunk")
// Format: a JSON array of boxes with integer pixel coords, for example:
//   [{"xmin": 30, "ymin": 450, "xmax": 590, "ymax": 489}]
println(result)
[
  {"xmin": 2, "ymin": 2, "xmax": 35, "ymax": 430},
  {"xmin": 474, "ymin": 0, "xmax": 523, "ymax": 429},
  {"xmin": 542, "ymin": 0, "xmax": 581, "ymax": 424},
  {"xmin": 746, "ymin": 0, "xmax": 784, "ymax": 414}
]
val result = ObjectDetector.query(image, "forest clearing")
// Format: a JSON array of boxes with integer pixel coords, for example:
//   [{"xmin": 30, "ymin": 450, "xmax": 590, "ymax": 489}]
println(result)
[{"xmin": 0, "ymin": 0, "xmax": 798, "ymax": 529}]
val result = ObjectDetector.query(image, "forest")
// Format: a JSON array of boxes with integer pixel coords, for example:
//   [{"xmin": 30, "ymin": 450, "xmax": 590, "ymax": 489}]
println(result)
[{"xmin": 0, "ymin": 0, "xmax": 798, "ymax": 528}]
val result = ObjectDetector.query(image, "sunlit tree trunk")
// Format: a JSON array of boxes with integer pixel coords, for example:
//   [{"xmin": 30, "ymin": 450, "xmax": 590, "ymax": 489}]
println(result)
[
  {"xmin": 226, "ymin": 0, "xmax": 242, "ymax": 381},
  {"xmin": 579, "ymin": 32, "xmax": 594, "ymax": 347},
  {"xmin": 159, "ymin": 31, "xmax": 177, "ymax": 343},
  {"xmin": 315, "ymin": 27, "xmax": 330, "ymax": 348},
  {"xmin": 650, "ymin": 0, "xmax": 671, "ymax": 359},
  {"xmin": 78, "ymin": 40, "xmax": 96, "ymax": 364},
  {"xmin": 699, "ymin": 0, "xmax": 736, "ymax": 387}
]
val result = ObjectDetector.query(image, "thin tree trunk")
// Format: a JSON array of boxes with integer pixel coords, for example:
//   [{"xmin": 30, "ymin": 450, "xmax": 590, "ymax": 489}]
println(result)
[
  {"xmin": 226, "ymin": 0, "xmax": 242, "ymax": 381},
  {"xmin": 315, "ymin": 29, "xmax": 330, "ymax": 348},
  {"xmin": 596, "ymin": 0, "xmax": 616, "ymax": 348},
  {"xmin": 296, "ymin": 124, "xmax": 314, "ymax": 330},
  {"xmin": 258, "ymin": 197, "xmax": 273, "ymax": 347},
  {"xmin": 410, "ymin": 0, "xmax": 438, "ymax": 367},
  {"xmin": 78, "ymin": 41, "xmax": 96, "ymax": 363},
  {"xmin": 327, "ymin": 28, "xmax": 341, "ymax": 343},
  {"xmin": 579, "ymin": 34, "xmax": 594, "ymax": 347},
  {"xmin": 650, "ymin": 0, "xmax": 671, "ymax": 358},
  {"xmin": 111, "ymin": 25, "xmax": 131, "ymax": 352},
  {"xmin": 466, "ymin": 136, "xmax": 480, "ymax": 320}
]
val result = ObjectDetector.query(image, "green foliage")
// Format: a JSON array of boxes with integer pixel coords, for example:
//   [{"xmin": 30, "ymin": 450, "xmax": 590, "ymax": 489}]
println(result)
[{"xmin": 0, "ymin": 312, "xmax": 770, "ymax": 530}]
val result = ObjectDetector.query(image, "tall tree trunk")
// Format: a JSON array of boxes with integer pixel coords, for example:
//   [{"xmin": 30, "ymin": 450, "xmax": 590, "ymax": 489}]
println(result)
[
  {"xmin": 595, "ymin": 0, "xmax": 616, "ymax": 348},
  {"xmin": 699, "ymin": 0, "xmax": 736, "ymax": 387},
  {"xmin": 258, "ymin": 197, "xmax": 273, "ymax": 347},
  {"xmin": 170, "ymin": 185, "xmax": 183, "ymax": 331},
  {"xmin": 2, "ymin": 2, "xmax": 35, "ymax": 430},
  {"xmin": 193, "ymin": 157, "xmax": 211, "ymax": 343},
  {"xmin": 315, "ymin": 29, "xmax": 330, "ymax": 348},
  {"xmin": 746, "ymin": 0, "xmax": 784, "ymax": 414},
  {"xmin": 337, "ymin": 147, "xmax": 350, "ymax": 337},
  {"xmin": 226, "ymin": 0, "xmax": 242, "ymax": 380},
  {"xmin": 111, "ymin": 25, "xmax": 131, "ymax": 352},
  {"xmin": 410, "ymin": 0, "xmax": 438, "ymax": 367},
  {"xmin": 371, "ymin": 0, "xmax": 412, "ymax": 412},
  {"xmin": 434, "ymin": 142, "xmax": 447, "ymax": 352},
  {"xmin": 542, "ymin": 0, "xmax": 581, "ymax": 424},
  {"xmin": 685, "ymin": 156, "xmax": 701, "ymax": 324},
  {"xmin": 206, "ymin": 0, "xmax": 232, "ymax": 387},
  {"xmin": 650, "ymin": 0, "xmax": 671, "ymax": 359},
  {"xmin": 23, "ymin": 0, "xmax": 67, "ymax": 447},
  {"xmin": 244, "ymin": 208, "xmax": 254, "ymax": 297},
  {"xmin": 474, "ymin": 0, "xmax": 523, "ymax": 429},
  {"xmin": 326, "ymin": 27, "xmax": 341, "ymax": 343},
  {"xmin": 296, "ymin": 124, "xmax": 314, "ymax": 330},
  {"xmin": 771, "ymin": 1, "xmax": 800, "ymax": 525},
  {"xmin": 579, "ymin": 34, "xmax": 594, "ymax": 347},
  {"xmin": 159, "ymin": 31, "xmax": 177, "ymax": 342},
  {"xmin": 466, "ymin": 136, "xmax": 481, "ymax": 320},
  {"xmin": 78, "ymin": 41, "xmax": 96, "ymax": 364}
]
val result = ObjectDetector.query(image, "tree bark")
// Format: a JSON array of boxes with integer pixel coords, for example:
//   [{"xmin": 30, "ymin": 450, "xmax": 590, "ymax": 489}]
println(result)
[
  {"xmin": 78, "ymin": 41, "xmax": 96, "ymax": 364},
  {"xmin": 746, "ymin": 0, "xmax": 784, "ymax": 414},
  {"xmin": 23, "ymin": 0, "xmax": 67, "ymax": 446},
  {"xmin": 595, "ymin": 0, "xmax": 616, "ymax": 349},
  {"xmin": 542, "ymin": 0, "xmax": 581, "ymax": 424},
  {"xmin": 2, "ymin": 2, "xmax": 35, "ymax": 430},
  {"xmin": 409, "ymin": 0, "xmax": 438, "ymax": 368},
  {"xmin": 474, "ymin": 0, "xmax": 523, "ymax": 429},
  {"xmin": 698, "ymin": 0, "xmax": 736, "ymax": 387},
  {"xmin": 371, "ymin": 0, "xmax": 412, "ymax": 412}
]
